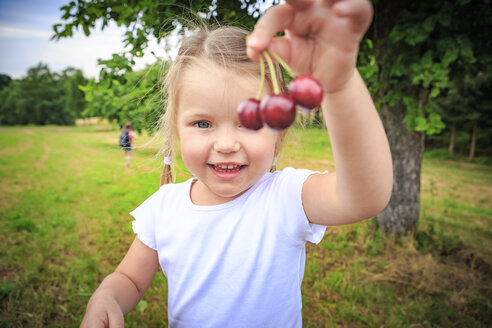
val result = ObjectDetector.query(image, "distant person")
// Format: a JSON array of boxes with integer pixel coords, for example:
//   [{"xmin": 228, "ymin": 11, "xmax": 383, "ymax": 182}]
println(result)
[{"xmin": 119, "ymin": 122, "xmax": 137, "ymax": 168}]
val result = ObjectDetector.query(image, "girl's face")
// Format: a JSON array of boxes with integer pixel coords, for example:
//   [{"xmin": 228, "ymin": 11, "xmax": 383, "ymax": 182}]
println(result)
[{"xmin": 176, "ymin": 61, "xmax": 277, "ymax": 206}]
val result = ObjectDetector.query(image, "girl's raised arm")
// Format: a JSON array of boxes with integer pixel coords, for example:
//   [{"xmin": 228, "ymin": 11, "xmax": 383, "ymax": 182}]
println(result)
[
  {"xmin": 247, "ymin": 0, "xmax": 393, "ymax": 226},
  {"xmin": 80, "ymin": 238, "xmax": 159, "ymax": 328}
]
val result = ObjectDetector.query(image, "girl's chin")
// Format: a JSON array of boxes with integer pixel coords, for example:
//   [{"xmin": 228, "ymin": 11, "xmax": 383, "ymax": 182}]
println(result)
[{"xmin": 209, "ymin": 184, "xmax": 251, "ymax": 202}]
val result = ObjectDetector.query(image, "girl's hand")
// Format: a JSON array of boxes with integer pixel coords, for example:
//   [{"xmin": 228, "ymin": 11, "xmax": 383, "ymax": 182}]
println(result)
[
  {"xmin": 246, "ymin": 0, "xmax": 373, "ymax": 94},
  {"xmin": 80, "ymin": 294, "xmax": 124, "ymax": 328}
]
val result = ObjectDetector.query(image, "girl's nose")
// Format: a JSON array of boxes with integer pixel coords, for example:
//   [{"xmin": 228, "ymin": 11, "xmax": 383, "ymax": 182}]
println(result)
[{"xmin": 213, "ymin": 127, "xmax": 240, "ymax": 153}]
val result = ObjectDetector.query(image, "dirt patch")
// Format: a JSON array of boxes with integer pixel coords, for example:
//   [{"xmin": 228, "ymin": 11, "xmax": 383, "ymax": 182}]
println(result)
[
  {"xmin": 363, "ymin": 239, "xmax": 492, "ymax": 308},
  {"xmin": 3, "ymin": 139, "xmax": 34, "ymax": 156},
  {"xmin": 75, "ymin": 117, "xmax": 111, "ymax": 126},
  {"xmin": 421, "ymin": 174, "xmax": 492, "ymax": 209}
]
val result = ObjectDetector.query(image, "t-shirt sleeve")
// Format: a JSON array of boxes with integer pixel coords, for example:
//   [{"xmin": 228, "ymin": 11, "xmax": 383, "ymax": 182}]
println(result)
[
  {"xmin": 130, "ymin": 188, "xmax": 164, "ymax": 250},
  {"xmin": 274, "ymin": 168, "xmax": 327, "ymax": 245}
]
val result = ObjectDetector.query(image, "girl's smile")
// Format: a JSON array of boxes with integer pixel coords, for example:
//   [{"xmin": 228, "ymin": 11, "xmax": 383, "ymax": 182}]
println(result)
[
  {"xmin": 176, "ymin": 60, "xmax": 277, "ymax": 206},
  {"xmin": 208, "ymin": 162, "xmax": 247, "ymax": 180}
]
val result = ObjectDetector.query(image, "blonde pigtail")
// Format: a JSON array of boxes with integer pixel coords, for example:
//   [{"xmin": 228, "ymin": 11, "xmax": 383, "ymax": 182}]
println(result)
[
  {"xmin": 270, "ymin": 157, "xmax": 278, "ymax": 173},
  {"xmin": 270, "ymin": 129, "xmax": 287, "ymax": 172},
  {"xmin": 160, "ymin": 156, "xmax": 174, "ymax": 186}
]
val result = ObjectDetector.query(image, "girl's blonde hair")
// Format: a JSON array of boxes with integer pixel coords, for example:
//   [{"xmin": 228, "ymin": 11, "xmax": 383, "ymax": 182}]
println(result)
[{"xmin": 159, "ymin": 25, "xmax": 288, "ymax": 186}]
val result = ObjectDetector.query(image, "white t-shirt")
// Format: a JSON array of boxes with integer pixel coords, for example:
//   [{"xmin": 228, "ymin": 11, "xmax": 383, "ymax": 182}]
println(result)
[{"xmin": 131, "ymin": 167, "xmax": 327, "ymax": 328}]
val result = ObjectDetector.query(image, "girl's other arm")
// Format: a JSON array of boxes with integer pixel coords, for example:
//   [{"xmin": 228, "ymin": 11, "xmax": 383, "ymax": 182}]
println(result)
[{"xmin": 80, "ymin": 237, "xmax": 159, "ymax": 328}]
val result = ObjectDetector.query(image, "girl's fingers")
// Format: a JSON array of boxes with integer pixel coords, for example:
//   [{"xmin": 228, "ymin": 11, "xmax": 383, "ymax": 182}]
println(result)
[
  {"xmin": 285, "ymin": 0, "xmax": 315, "ymax": 11},
  {"xmin": 333, "ymin": 0, "xmax": 373, "ymax": 33},
  {"xmin": 268, "ymin": 36, "xmax": 293, "ymax": 68},
  {"xmin": 322, "ymin": 0, "xmax": 338, "ymax": 6},
  {"xmin": 246, "ymin": 4, "xmax": 296, "ymax": 60},
  {"xmin": 108, "ymin": 310, "xmax": 124, "ymax": 328}
]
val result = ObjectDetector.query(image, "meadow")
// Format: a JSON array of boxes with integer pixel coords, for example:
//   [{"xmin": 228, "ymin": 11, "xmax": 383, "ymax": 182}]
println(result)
[{"xmin": 0, "ymin": 124, "xmax": 491, "ymax": 327}]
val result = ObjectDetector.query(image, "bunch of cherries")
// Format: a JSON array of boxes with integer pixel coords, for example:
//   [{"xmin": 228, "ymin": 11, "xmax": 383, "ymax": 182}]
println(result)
[{"xmin": 237, "ymin": 50, "xmax": 324, "ymax": 131}]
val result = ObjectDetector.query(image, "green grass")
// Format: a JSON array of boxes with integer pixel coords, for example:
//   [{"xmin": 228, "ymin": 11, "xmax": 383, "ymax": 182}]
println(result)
[{"xmin": 1, "ymin": 125, "xmax": 491, "ymax": 327}]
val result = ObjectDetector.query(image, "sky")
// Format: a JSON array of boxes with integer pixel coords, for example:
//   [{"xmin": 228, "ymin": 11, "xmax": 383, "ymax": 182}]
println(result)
[{"xmin": 0, "ymin": 0, "xmax": 166, "ymax": 79}]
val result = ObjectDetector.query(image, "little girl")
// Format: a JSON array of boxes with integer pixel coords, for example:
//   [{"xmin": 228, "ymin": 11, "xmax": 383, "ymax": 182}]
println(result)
[{"xmin": 81, "ymin": 0, "xmax": 393, "ymax": 326}]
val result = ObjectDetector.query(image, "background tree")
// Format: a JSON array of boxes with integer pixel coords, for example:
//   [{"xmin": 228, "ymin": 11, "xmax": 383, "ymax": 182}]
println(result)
[
  {"xmin": 53, "ymin": 0, "xmax": 492, "ymax": 236},
  {"xmin": 0, "ymin": 73, "xmax": 12, "ymax": 91},
  {"xmin": 425, "ymin": 1, "xmax": 492, "ymax": 161},
  {"xmin": 0, "ymin": 64, "xmax": 88, "ymax": 125},
  {"xmin": 360, "ymin": 0, "xmax": 491, "ymax": 235},
  {"xmin": 429, "ymin": 72, "xmax": 492, "ymax": 160},
  {"xmin": 0, "ymin": 78, "xmax": 23, "ymax": 125},
  {"xmin": 80, "ymin": 62, "xmax": 162, "ymax": 132},
  {"xmin": 62, "ymin": 67, "xmax": 88, "ymax": 121},
  {"xmin": 52, "ymin": 0, "xmax": 276, "ymax": 82}
]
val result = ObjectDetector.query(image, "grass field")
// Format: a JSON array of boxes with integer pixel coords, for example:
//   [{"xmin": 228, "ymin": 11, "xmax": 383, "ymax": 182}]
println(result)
[{"xmin": 1, "ymin": 125, "xmax": 491, "ymax": 327}]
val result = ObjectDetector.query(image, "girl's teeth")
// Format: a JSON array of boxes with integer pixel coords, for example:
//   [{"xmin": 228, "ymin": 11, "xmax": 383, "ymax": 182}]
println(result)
[{"xmin": 215, "ymin": 164, "xmax": 241, "ymax": 170}]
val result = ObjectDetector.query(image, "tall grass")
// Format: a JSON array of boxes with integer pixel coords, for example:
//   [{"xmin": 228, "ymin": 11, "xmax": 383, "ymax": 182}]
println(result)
[{"xmin": 1, "ymin": 125, "xmax": 491, "ymax": 327}]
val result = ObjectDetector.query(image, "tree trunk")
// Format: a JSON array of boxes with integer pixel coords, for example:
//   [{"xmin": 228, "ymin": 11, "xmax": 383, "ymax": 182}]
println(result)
[
  {"xmin": 370, "ymin": 0, "xmax": 426, "ymax": 236},
  {"xmin": 448, "ymin": 123, "xmax": 456, "ymax": 155},
  {"xmin": 376, "ymin": 101, "xmax": 425, "ymax": 236},
  {"xmin": 468, "ymin": 121, "xmax": 477, "ymax": 161}
]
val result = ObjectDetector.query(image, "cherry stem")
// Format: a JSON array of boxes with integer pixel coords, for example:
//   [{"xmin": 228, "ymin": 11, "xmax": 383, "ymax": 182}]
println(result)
[
  {"xmin": 263, "ymin": 50, "xmax": 280, "ymax": 94},
  {"xmin": 256, "ymin": 53, "xmax": 266, "ymax": 100},
  {"xmin": 268, "ymin": 50, "xmax": 296, "ymax": 78}
]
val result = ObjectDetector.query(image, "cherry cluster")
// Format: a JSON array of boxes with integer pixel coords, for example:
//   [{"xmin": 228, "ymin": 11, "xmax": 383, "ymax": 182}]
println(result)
[{"xmin": 237, "ymin": 50, "xmax": 324, "ymax": 131}]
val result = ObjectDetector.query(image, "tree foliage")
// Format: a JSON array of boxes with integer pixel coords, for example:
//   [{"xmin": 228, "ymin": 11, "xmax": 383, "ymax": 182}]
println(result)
[
  {"xmin": 0, "ymin": 64, "xmax": 88, "ymax": 125},
  {"xmin": 51, "ymin": 0, "xmax": 282, "ymax": 131},
  {"xmin": 52, "ymin": 0, "xmax": 278, "ymax": 82},
  {"xmin": 423, "ymin": 0, "xmax": 492, "ymax": 159},
  {"xmin": 80, "ymin": 62, "xmax": 163, "ymax": 133},
  {"xmin": 356, "ymin": 0, "xmax": 492, "ymax": 235},
  {"xmin": 364, "ymin": 1, "xmax": 480, "ymax": 133},
  {"xmin": 359, "ymin": 0, "xmax": 492, "ymax": 157},
  {"xmin": 0, "ymin": 74, "xmax": 12, "ymax": 91}
]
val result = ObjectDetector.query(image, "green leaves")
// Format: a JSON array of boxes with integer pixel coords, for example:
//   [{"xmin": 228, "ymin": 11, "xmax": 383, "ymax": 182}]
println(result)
[
  {"xmin": 51, "ymin": 0, "xmax": 272, "ymax": 83},
  {"xmin": 456, "ymin": 35, "xmax": 476, "ymax": 63},
  {"xmin": 80, "ymin": 63, "xmax": 164, "ymax": 133},
  {"xmin": 389, "ymin": 11, "xmax": 434, "ymax": 46},
  {"xmin": 402, "ymin": 96, "xmax": 445, "ymax": 135},
  {"xmin": 0, "ymin": 65, "xmax": 88, "ymax": 125},
  {"xmin": 366, "ymin": 0, "xmax": 492, "ymax": 137}
]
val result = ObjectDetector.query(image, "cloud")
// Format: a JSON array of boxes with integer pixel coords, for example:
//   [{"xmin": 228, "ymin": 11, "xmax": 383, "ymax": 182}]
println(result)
[
  {"xmin": 44, "ymin": 24, "xmax": 167, "ymax": 78},
  {"xmin": 0, "ymin": 25, "xmax": 52, "ymax": 39},
  {"xmin": 0, "ymin": 18, "xmax": 168, "ymax": 78},
  {"xmin": 0, "ymin": 0, "xmax": 176, "ymax": 79}
]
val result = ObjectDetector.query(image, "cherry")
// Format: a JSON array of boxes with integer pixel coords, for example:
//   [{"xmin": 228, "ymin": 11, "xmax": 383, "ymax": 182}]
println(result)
[
  {"xmin": 259, "ymin": 94, "xmax": 296, "ymax": 130},
  {"xmin": 237, "ymin": 98, "xmax": 263, "ymax": 130},
  {"xmin": 288, "ymin": 75, "xmax": 324, "ymax": 111}
]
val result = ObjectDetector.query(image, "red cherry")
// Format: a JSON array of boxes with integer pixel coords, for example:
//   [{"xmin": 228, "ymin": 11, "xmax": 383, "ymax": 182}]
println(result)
[
  {"xmin": 259, "ymin": 94, "xmax": 296, "ymax": 131},
  {"xmin": 288, "ymin": 75, "xmax": 324, "ymax": 111},
  {"xmin": 237, "ymin": 98, "xmax": 263, "ymax": 130}
]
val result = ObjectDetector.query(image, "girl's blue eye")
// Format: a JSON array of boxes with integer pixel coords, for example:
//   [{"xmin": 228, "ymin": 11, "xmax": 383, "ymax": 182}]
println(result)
[{"xmin": 195, "ymin": 121, "xmax": 210, "ymax": 129}]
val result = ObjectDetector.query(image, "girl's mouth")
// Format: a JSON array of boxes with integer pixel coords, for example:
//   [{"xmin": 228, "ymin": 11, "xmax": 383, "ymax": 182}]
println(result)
[
  {"xmin": 210, "ymin": 163, "xmax": 245, "ymax": 172},
  {"xmin": 208, "ymin": 163, "xmax": 246, "ymax": 179}
]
